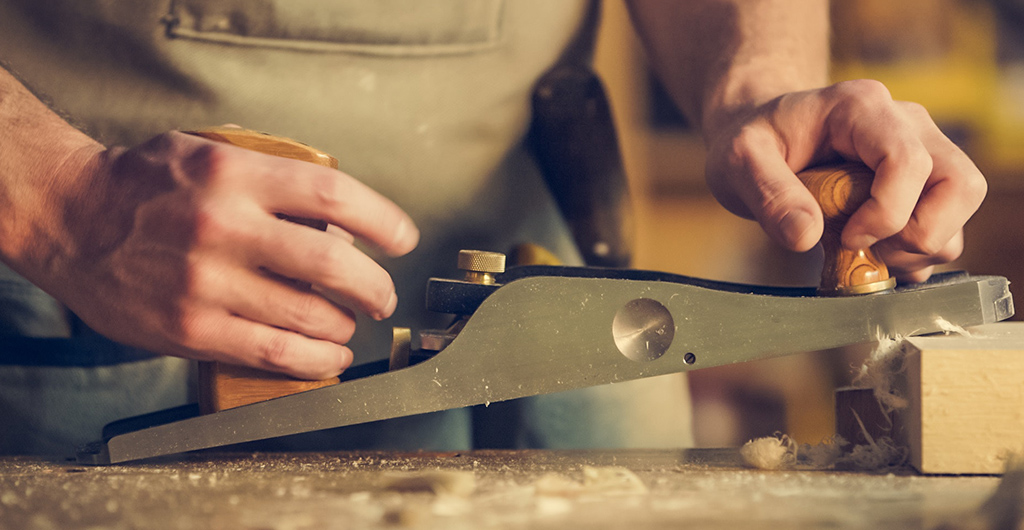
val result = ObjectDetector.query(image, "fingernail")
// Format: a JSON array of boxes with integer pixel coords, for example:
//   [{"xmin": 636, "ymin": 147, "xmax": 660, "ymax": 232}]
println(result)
[
  {"xmin": 374, "ymin": 292, "xmax": 397, "ymax": 321},
  {"xmin": 779, "ymin": 210, "xmax": 814, "ymax": 250},
  {"xmin": 391, "ymin": 218, "xmax": 420, "ymax": 256},
  {"xmin": 339, "ymin": 348, "xmax": 354, "ymax": 371}
]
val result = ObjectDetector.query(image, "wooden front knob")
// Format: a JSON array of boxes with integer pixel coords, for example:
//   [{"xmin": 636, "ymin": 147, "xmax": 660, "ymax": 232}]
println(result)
[
  {"xmin": 798, "ymin": 163, "xmax": 896, "ymax": 296},
  {"xmin": 186, "ymin": 127, "xmax": 341, "ymax": 414}
]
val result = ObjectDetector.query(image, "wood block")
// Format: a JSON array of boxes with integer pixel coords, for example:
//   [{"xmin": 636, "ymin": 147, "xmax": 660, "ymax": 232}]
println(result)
[
  {"xmin": 198, "ymin": 362, "xmax": 338, "ymax": 414},
  {"xmin": 836, "ymin": 323, "xmax": 1024, "ymax": 474},
  {"xmin": 902, "ymin": 323, "xmax": 1024, "ymax": 475}
]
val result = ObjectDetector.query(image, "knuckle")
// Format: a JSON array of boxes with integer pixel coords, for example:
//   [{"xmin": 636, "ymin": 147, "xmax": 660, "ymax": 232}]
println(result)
[
  {"xmin": 906, "ymin": 232, "xmax": 948, "ymax": 257},
  {"xmin": 836, "ymin": 79, "xmax": 892, "ymax": 102},
  {"xmin": 309, "ymin": 171, "xmax": 346, "ymax": 211},
  {"xmin": 871, "ymin": 208, "xmax": 909, "ymax": 236},
  {"xmin": 961, "ymin": 171, "xmax": 989, "ymax": 206},
  {"xmin": 754, "ymin": 187, "xmax": 789, "ymax": 223},
  {"xmin": 756, "ymin": 188, "xmax": 808, "ymax": 231},
  {"xmin": 192, "ymin": 205, "xmax": 236, "ymax": 246},
  {"xmin": 187, "ymin": 261, "xmax": 222, "ymax": 294},
  {"xmin": 899, "ymin": 101, "xmax": 931, "ymax": 121},
  {"xmin": 884, "ymin": 141, "xmax": 932, "ymax": 174},
  {"xmin": 258, "ymin": 333, "xmax": 297, "ymax": 370},
  {"xmin": 181, "ymin": 143, "xmax": 235, "ymax": 186},
  {"xmin": 311, "ymin": 242, "xmax": 349, "ymax": 280},
  {"xmin": 937, "ymin": 238, "xmax": 964, "ymax": 262},
  {"xmin": 173, "ymin": 307, "xmax": 214, "ymax": 350},
  {"xmin": 287, "ymin": 293, "xmax": 325, "ymax": 331},
  {"xmin": 724, "ymin": 127, "xmax": 772, "ymax": 169},
  {"xmin": 903, "ymin": 232, "xmax": 962, "ymax": 263}
]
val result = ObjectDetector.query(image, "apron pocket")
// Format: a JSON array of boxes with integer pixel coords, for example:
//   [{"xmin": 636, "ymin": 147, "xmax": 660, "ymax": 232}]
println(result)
[{"xmin": 164, "ymin": 0, "xmax": 504, "ymax": 56}]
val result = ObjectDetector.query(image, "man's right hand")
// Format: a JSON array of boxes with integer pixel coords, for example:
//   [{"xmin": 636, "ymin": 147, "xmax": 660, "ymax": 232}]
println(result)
[{"xmin": 8, "ymin": 130, "xmax": 418, "ymax": 380}]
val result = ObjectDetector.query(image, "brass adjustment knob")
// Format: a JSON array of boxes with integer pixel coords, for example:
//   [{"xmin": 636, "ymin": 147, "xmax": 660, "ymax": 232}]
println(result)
[{"xmin": 458, "ymin": 250, "xmax": 506, "ymax": 285}]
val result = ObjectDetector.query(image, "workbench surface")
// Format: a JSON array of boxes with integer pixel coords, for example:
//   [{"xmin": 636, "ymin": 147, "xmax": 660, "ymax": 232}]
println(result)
[{"xmin": 0, "ymin": 449, "xmax": 1008, "ymax": 529}]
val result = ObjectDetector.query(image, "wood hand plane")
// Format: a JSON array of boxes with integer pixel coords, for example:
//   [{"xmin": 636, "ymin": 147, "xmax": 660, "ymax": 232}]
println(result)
[{"xmin": 76, "ymin": 131, "xmax": 1014, "ymax": 464}]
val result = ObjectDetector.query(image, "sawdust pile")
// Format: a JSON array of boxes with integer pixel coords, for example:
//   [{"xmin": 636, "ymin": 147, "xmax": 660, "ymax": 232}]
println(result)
[
  {"xmin": 743, "ymin": 319, "xmax": 971, "ymax": 472},
  {"xmin": 738, "ymin": 435, "xmax": 797, "ymax": 470},
  {"xmin": 739, "ymin": 433, "xmax": 905, "ymax": 471}
]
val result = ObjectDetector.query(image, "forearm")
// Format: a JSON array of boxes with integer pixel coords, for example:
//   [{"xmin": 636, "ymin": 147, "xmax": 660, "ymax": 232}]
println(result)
[
  {"xmin": 0, "ymin": 66, "xmax": 103, "ymax": 277},
  {"xmin": 626, "ymin": 0, "xmax": 829, "ymax": 138}
]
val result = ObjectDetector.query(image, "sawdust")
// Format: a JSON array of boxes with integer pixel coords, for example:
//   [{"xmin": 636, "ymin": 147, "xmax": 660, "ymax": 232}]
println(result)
[
  {"xmin": 0, "ymin": 451, "xmax": 1009, "ymax": 528},
  {"xmin": 381, "ymin": 470, "xmax": 476, "ymax": 497},
  {"xmin": 740, "ymin": 432, "xmax": 905, "ymax": 472},
  {"xmin": 802, "ymin": 437, "xmax": 847, "ymax": 468},
  {"xmin": 739, "ymin": 435, "xmax": 797, "ymax": 470},
  {"xmin": 743, "ymin": 318, "xmax": 973, "ymax": 473},
  {"xmin": 842, "ymin": 409, "xmax": 907, "ymax": 470},
  {"xmin": 533, "ymin": 466, "xmax": 648, "ymax": 497}
]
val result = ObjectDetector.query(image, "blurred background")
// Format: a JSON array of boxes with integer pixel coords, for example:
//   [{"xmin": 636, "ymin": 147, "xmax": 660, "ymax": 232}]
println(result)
[{"xmin": 592, "ymin": 0, "xmax": 1024, "ymax": 447}]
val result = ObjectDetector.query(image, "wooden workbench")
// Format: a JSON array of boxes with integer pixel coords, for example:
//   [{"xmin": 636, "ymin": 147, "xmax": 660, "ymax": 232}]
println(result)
[{"xmin": 0, "ymin": 449, "xmax": 1010, "ymax": 529}]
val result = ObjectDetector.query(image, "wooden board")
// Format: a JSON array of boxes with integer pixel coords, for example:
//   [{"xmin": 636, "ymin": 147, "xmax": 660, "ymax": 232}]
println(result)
[
  {"xmin": 839, "ymin": 323, "xmax": 1024, "ymax": 475},
  {"xmin": 0, "ymin": 450, "xmax": 1005, "ymax": 529},
  {"xmin": 903, "ymin": 322, "xmax": 1024, "ymax": 475}
]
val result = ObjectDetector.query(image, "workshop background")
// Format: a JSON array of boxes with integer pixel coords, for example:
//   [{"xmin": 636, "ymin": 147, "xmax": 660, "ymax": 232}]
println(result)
[{"xmin": 593, "ymin": 0, "xmax": 1024, "ymax": 448}]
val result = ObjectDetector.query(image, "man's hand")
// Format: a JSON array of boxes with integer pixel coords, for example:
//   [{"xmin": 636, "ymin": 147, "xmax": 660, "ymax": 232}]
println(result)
[
  {"xmin": 6, "ymin": 130, "xmax": 418, "ymax": 380},
  {"xmin": 702, "ymin": 80, "xmax": 986, "ymax": 283},
  {"xmin": 628, "ymin": 0, "xmax": 986, "ymax": 283}
]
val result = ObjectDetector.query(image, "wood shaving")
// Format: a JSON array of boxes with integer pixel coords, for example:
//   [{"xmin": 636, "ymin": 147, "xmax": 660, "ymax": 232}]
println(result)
[
  {"xmin": 854, "ymin": 334, "xmax": 909, "ymax": 412},
  {"xmin": 801, "ymin": 436, "xmax": 847, "ymax": 468},
  {"xmin": 739, "ymin": 434, "xmax": 797, "ymax": 470},
  {"xmin": 855, "ymin": 318, "xmax": 971, "ymax": 415},
  {"xmin": 741, "ymin": 428, "xmax": 905, "ymax": 472}
]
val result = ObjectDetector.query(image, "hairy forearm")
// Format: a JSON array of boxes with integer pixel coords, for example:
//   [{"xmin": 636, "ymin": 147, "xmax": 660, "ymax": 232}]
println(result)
[
  {"xmin": 0, "ymin": 66, "xmax": 102, "ymax": 274},
  {"xmin": 626, "ymin": 0, "xmax": 829, "ymax": 138}
]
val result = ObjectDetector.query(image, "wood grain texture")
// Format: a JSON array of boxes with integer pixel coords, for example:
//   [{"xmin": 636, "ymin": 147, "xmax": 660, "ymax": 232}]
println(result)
[
  {"xmin": 903, "ymin": 323, "xmax": 1024, "ymax": 475},
  {"xmin": 185, "ymin": 127, "xmax": 341, "ymax": 414},
  {"xmin": 197, "ymin": 362, "xmax": 339, "ymax": 415},
  {"xmin": 798, "ymin": 163, "xmax": 892, "ymax": 295},
  {"xmin": 188, "ymin": 126, "xmax": 338, "ymax": 168},
  {"xmin": 838, "ymin": 323, "xmax": 1024, "ymax": 475},
  {"xmin": 0, "ymin": 450, "xmax": 1005, "ymax": 529}
]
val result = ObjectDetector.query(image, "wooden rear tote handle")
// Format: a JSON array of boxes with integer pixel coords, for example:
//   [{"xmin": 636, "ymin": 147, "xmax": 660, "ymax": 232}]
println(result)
[
  {"xmin": 798, "ymin": 163, "xmax": 896, "ymax": 296},
  {"xmin": 185, "ymin": 127, "xmax": 341, "ymax": 414}
]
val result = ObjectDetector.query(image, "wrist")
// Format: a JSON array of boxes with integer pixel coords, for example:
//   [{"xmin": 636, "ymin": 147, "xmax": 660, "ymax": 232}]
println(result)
[
  {"xmin": 0, "ymin": 128, "xmax": 105, "ymax": 284},
  {"xmin": 700, "ymin": 63, "xmax": 827, "ymax": 143}
]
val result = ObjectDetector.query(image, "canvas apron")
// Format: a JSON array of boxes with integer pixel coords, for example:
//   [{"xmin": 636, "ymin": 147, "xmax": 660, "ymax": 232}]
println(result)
[{"xmin": 0, "ymin": 0, "xmax": 693, "ymax": 454}]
